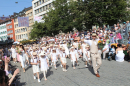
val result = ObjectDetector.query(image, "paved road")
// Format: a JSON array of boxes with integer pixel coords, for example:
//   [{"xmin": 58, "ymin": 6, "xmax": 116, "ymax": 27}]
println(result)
[{"xmin": 11, "ymin": 58, "xmax": 130, "ymax": 86}]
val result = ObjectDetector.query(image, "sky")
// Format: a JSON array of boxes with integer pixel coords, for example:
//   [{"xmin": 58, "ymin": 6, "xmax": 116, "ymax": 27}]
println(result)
[{"xmin": 0, "ymin": 0, "xmax": 32, "ymax": 17}]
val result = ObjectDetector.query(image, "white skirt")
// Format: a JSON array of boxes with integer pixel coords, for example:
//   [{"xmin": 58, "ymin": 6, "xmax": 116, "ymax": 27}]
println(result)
[
  {"xmin": 61, "ymin": 58, "xmax": 67, "ymax": 63},
  {"xmin": 12, "ymin": 53, "xmax": 16, "ymax": 58},
  {"xmin": 32, "ymin": 65, "xmax": 40, "ymax": 73}
]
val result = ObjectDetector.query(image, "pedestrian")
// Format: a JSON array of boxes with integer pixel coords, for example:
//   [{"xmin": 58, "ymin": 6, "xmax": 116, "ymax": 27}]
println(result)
[
  {"xmin": 39, "ymin": 52, "xmax": 49, "ymax": 81},
  {"xmin": 30, "ymin": 52, "xmax": 40, "ymax": 82},
  {"xmin": 84, "ymin": 33, "xmax": 102, "ymax": 77}
]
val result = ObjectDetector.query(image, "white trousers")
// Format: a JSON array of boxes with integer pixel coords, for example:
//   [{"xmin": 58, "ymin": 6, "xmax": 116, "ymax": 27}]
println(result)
[{"xmin": 103, "ymin": 51, "xmax": 109, "ymax": 59}]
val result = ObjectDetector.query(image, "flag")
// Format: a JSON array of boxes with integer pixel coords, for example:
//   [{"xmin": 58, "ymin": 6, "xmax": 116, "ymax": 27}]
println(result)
[
  {"xmin": 34, "ymin": 16, "xmax": 43, "ymax": 23},
  {"xmin": 18, "ymin": 17, "xmax": 29, "ymax": 27}
]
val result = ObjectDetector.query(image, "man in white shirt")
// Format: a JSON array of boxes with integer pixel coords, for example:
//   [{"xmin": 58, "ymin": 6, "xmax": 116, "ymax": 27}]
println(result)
[{"xmin": 84, "ymin": 33, "xmax": 102, "ymax": 77}]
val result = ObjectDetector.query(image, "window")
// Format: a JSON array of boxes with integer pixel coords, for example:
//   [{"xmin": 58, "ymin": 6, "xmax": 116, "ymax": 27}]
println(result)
[
  {"xmin": 39, "ymin": 0, "xmax": 41, "ymax": 5},
  {"xmin": 46, "ymin": 5, "xmax": 48, "ymax": 10},
  {"xmin": 34, "ymin": 3, "xmax": 36, "ymax": 7},
  {"xmin": 37, "ymin": 9, "xmax": 39, "ymax": 13},
  {"xmin": 42, "ymin": 0, "xmax": 44, "ymax": 3},
  {"xmin": 40, "ymin": 8, "xmax": 42, "ymax": 12},
  {"xmin": 37, "ymin": 2, "xmax": 39, "ymax": 6},
  {"xmin": 30, "ymin": 12, "xmax": 32, "ymax": 16},
  {"xmin": 35, "ymin": 10, "xmax": 37, "ymax": 14},
  {"xmin": 49, "ymin": 3, "xmax": 51, "ymax": 8},
  {"xmin": 15, "ymin": 24, "xmax": 18, "ymax": 28},
  {"xmin": 14, "ymin": 18, "xmax": 17, "ymax": 22},
  {"xmin": 43, "ymin": 6, "xmax": 45, "ymax": 11}
]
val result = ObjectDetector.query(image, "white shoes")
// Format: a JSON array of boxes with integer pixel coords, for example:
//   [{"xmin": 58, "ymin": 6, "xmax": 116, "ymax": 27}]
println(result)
[
  {"xmin": 38, "ymin": 79, "xmax": 40, "ymax": 82},
  {"xmin": 61, "ymin": 65, "xmax": 62, "ymax": 67},
  {"xmin": 34, "ymin": 76, "xmax": 36, "ymax": 80},
  {"xmin": 85, "ymin": 65, "xmax": 88, "ymax": 67},
  {"xmin": 62, "ymin": 68, "xmax": 67, "ymax": 72},
  {"xmin": 51, "ymin": 63, "xmax": 53, "ymax": 66}
]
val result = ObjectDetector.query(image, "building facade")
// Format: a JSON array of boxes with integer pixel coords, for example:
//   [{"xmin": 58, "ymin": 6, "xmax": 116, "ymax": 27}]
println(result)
[
  {"xmin": 25, "ymin": 8, "xmax": 34, "ymax": 39},
  {"xmin": 6, "ymin": 19, "xmax": 15, "ymax": 41},
  {"xmin": 32, "ymin": 0, "xmax": 53, "ymax": 22},
  {"xmin": 12, "ymin": 7, "xmax": 32, "ymax": 41},
  {"xmin": 0, "ymin": 23, "xmax": 7, "ymax": 41}
]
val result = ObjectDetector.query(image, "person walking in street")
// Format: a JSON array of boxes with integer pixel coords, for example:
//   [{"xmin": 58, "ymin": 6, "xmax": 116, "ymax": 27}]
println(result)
[{"xmin": 84, "ymin": 33, "xmax": 102, "ymax": 77}]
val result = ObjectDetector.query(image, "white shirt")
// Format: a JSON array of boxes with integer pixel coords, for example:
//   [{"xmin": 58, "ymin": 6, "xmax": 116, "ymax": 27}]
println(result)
[
  {"xmin": 84, "ymin": 39, "xmax": 99, "ymax": 46},
  {"xmin": 31, "ymin": 57, "xmax": 39, "ymax": 63},
  {"xmin": 11, "ymin": 48, "xmax": 16, "ymax": 53},
  {"xmin": 103, "ymin": 44, "xmax": 109, "ymax": 52}
]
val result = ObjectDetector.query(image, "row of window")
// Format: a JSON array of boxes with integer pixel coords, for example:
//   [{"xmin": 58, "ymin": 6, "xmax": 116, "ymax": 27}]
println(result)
[
  {"xmin": 26, "ymin": 12, "xmax": 33, "ymax": 17},
  {"xmin": 0, "ymin": 31, "xmax": 7, "ymax": 35},
  {"xmin": 0, "ymin": 25, "xmax": 6, "ymax": 29},
  {"xmin": 7, "ymin": 30, "xmax": 13, "ymax": 34},
  {"xmin": 15, "ymin": 28, "xmax": 27, "ymax": 34},
  {"xmin": 0, "ymin": 36, "xmax": 7, "ymax": 39},
  {"xmin": 7, "ymin": 25, "xmax": 12, "ymax": 29},
  {"xmin": 35, "ymin": 3, "xmax": 52, "ymax": 15},
  {"xmin": 34, "ymin": 0, "xmax": 50, "ymax": 8},
  {"xmin": 16, "ymin": 34, "xmax": 28, "ymax": 39},
  {"xmin": 9, "ymin": 34, "xmax": 13, "ymax": 38}
]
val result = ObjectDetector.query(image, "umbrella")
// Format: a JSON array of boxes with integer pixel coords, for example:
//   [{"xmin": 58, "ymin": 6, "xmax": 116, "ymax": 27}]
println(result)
[{"xmin": 13, "ymin": 41, "xmax": 19, "ymax": 44}]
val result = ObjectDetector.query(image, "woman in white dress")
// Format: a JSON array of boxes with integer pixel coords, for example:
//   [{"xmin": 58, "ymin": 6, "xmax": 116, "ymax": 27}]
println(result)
[
  {"xmin": 51, "ymin": 49, "xmax": 58, "ymax": 69},
  {"xmin": 39, "ymin": 52, "xmax": 49, "ymax": 81},
  {"xmin": 11, "ymin": 45, "xmax": 17, "ymax": 63},
  {"xmin": 19, "ymin": 45, "xmax": 26, "ymax": 72},
  {"xmin": 115, "ymin": 44, "xmax": 125, "ymax": 62},
  {"xmin": 62, "ymin": 41, "xmax": 69, "ymax": 58},
  {"xmin": 24, "ymin": 48, "xmax": 30, "ymax": 66},
  {"xmin": 70, "ymin": 47, "xmax": 77, "ymax": 69},
  {"xmin": 61, "ymin": 48, "xmax": 67, "ymax": 72}
]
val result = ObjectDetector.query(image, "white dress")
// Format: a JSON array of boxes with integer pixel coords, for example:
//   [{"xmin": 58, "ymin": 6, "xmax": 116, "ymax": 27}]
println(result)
[
  {"xmin": 61, "ymin": 53, "xmax": 67, "ymax": 63},
  {"xmin": 51, "ymin": 53, "xmax": 57, "ymax": 62},
  {"xmin": 63, "ymin": 44, "xmax": 69, "ymax": 55},
  {"xmin": 11, "ymin": 48, "xmax": 16, "ymax": 58},
  {"xmin": 31, "ymin": 57, "xmax": 40, "ymax": 73},
  {"xmin": 70, "ymin": 51, "xmax": 76, "ymax": 61},
  {"xmin": 115, "ymin": 50, "xmax": 124, "ymax": 62},
  {"xmin": 19, "ymin": 51, "xmax": 26, "ymax": 68},
  {"xmin": 40, "ymin": 56, "xmax": 48, "ymax": 71},
  {"xmin": 84, "ymin": 50, "xmax": 90, "ymax": 61}
]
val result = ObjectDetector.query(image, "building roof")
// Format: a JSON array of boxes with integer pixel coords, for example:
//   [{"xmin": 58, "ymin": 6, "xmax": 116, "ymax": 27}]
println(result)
[{"xmin": 12, "ymin": 6, "xmax": 32, "ymax": 19}]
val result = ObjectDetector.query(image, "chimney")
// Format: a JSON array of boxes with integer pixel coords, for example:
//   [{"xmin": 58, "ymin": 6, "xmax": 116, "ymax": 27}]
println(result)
[{"xmin": 3, "ymin": 15, "xmax": 4, "ymax": 17}]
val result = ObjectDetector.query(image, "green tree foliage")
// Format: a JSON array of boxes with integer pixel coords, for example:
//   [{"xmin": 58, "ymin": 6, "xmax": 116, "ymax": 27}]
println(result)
[
  {"xmin": 30, "ymin": 22, "xmax": 47, "ymax": 39},
  {"xmin": 30, "ymin": 0, "xmax": 130, "ymax": 39}
]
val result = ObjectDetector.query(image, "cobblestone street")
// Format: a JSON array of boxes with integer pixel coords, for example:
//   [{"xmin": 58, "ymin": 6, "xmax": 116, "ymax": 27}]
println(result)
[{"xmin": 11, "ymin": 58, "xmax": 130, "ymax": 86}]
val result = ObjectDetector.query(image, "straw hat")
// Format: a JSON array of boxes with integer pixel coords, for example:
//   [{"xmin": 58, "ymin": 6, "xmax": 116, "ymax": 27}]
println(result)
[
  {"xmin": 85, "ymin": 45, "xmax": 90, "ymax": 48},
  {"xmin": 92, "ymin": 33, "xmax": 97, "ymax": 36},
  {"xmin": 33, "ymin": 47, "xmax": 36, "ymax": 50},
  {"xmin": 62, "ymin": 48, "xmax": 65, "ymax": 50},
  {"xmin": 44, "ymin": 48, "xmax": 47, "ymax": 50},
  {"xmin": 39, "ymin": 52, "xmax": 45, "ymax": 56},
  {"xmin": 32, "ymin": 52, "xmax": 37, "ymax": 56}
]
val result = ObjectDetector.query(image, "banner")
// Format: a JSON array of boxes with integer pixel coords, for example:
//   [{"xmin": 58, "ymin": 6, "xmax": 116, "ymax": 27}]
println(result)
[
  {"xmin": 18, "ymin": 17, "xmax": 29, "ymax": 27},
  {"xmin": 34, "ymin": 16, "xmax": 43, "ymax": 23}
]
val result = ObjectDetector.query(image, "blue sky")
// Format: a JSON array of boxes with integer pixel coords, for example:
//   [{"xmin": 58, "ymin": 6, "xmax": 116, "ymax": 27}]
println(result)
[{"xmin": 0, "ymin": 0, "xmax": 32, "ymax": 17}]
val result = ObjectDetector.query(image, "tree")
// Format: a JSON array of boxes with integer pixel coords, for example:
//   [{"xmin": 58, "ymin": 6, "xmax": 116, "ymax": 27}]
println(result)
[
  {"xmin": 30, "ymin": 22, "xmax": 47, "ymax": 39},
  {"xmin": 44, "ymin": 0, "xmax": 75, "ymax": 35}
]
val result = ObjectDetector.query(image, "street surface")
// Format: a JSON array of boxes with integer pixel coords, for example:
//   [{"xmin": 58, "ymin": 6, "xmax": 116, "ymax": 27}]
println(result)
[{"xmin": 11, "ymin": 58, "xmax": 130, "ymax": 86}]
